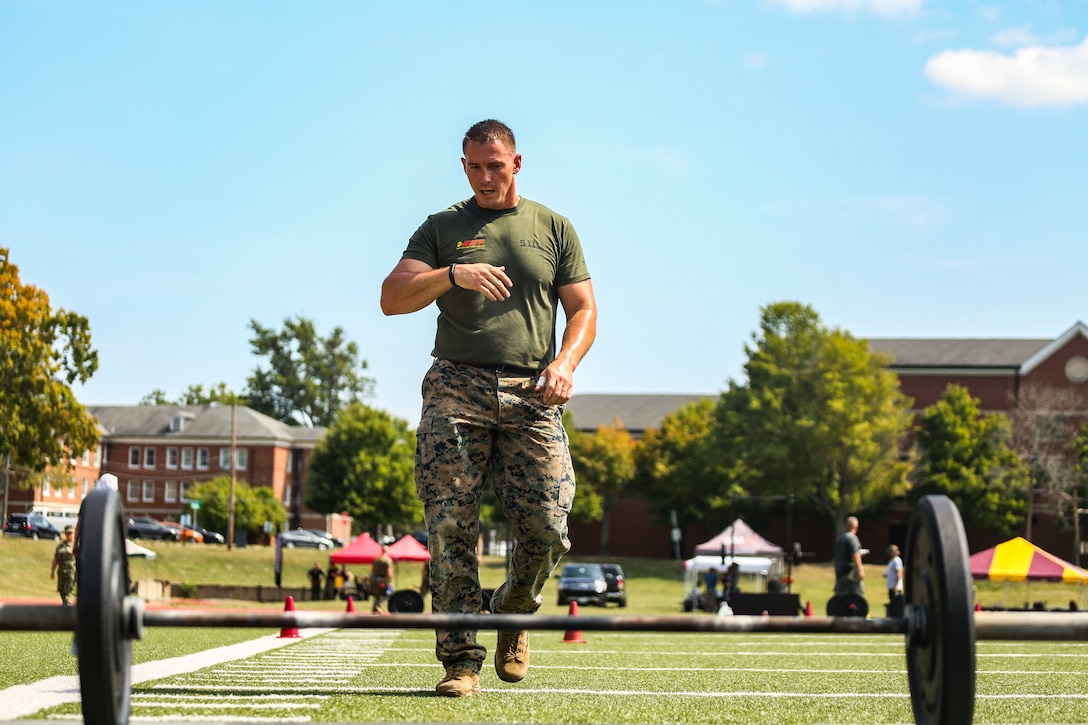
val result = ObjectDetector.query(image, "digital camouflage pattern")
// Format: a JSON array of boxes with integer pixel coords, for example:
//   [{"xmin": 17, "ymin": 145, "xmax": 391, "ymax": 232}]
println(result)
[
  {"xmin": 54, "ymin": 539, "xmax": 77, "ymax": 605},
  {"xmin": 416, "ymin": 358, "xmax": 575, "ymax": 670}
]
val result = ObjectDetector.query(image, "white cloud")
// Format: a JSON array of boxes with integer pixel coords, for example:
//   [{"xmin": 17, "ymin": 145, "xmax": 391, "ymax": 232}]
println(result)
[
  {"xmin": 925, "ymin": 36, "xmax": 1088, "ymax": 108},
  {"xmin": 770, "ymin": 0, "xmax": 923, "ymax": 18},
  {"xmin": 992, "ymin": 25, "xmax": 1081, "ymax": 49}
]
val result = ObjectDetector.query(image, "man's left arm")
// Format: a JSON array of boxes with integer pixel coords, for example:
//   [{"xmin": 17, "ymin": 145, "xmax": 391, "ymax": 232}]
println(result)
[{"xmin": 539, "ymin": 279, "xmax": 597, "ymax": 406}]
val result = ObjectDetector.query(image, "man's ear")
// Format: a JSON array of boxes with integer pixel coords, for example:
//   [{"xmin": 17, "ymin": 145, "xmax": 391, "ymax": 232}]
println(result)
[{"xmin": 513, "ymin": 153, "xmax": 522, "ymax": 173}]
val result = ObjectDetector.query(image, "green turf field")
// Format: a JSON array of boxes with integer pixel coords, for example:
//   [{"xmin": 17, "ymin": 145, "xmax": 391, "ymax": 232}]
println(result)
[{"xmin": 25, "ymin": 627, "xmax": 1088, "ymax": 724}]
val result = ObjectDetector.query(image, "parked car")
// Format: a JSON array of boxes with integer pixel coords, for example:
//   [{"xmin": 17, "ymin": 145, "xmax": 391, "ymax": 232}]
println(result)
[
  {"xmin": 127, "ymin": 516, "xmax": 180, "ymax": 541},
  {"xmin": 556, "ymin": 563, "xmax": 608, "ymax": 607},
  {"xmin": 304, "ymin": 529, "xmax": 344, "ymax": 548},
  {"xmin": 601, "ymin": 563, "xmax": 627, "ymax": 607},
  {"xmin": 195, "ymin": 527, "xmax": 226, "ymax": 544},
  {"xmin": 3, "ymin": 512, "xmax": 62, "ymax": 540},
  {"xmin": 160, "ymin": 521, "xmax": 204, "ymax": 543},
  {"xmin": 280, "ymin": 529, "xmax": 331, "ymax": 550}
]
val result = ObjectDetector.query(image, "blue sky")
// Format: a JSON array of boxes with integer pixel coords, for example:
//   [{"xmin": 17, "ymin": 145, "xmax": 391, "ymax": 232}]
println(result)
[{"xmin": 4, "ymin": 0, "xmax": 1086, "ymax": 427}]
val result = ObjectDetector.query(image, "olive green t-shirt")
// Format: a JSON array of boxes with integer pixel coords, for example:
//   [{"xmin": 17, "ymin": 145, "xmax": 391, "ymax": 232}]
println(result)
[{"xmin": 402, "ymin": 197, "xmax": 591, "ymax": 369}]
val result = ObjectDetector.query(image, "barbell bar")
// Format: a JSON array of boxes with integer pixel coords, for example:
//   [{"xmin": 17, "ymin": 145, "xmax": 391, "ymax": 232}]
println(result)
[
  {"xmin": 0, "ymin": 490, "xmax": 1081, "ymax": 725},
  {"xmin": 9, "ymin": 604, "xmax": 1088, "ymax": 640}
]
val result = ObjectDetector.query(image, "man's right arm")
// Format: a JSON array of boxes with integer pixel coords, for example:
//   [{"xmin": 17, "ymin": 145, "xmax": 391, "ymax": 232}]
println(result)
[
  {"xmin": 381, "ymin": 258, "xmax": 513, "ymax": 315},
  {"xmin": 380, "ymin": 259, "xmax": 453, "ymax": 315}
]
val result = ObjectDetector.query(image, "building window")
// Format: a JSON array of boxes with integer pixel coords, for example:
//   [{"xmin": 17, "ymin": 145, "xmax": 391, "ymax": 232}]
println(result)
[
  {"xmin": 219, "ymin": 449, "xmax": 247, "ymax": 471},
  {"xmin": 82, "ymin": 449, "xmax": 90, "ymax": 465},
  {"xmin": 286, "ymin": 451, "xmax": 294, "ymax": 478},
  {"xmin": 165, "ymin": 481, "xmax": 177, "ymax": 503},
  {"xmin": 82, "ymin": 478, "xmax": 89, "ymax": 497},
  {"xmin": 181, "ymin": 448, "xmax": 193, "ymax": 470},
  {"xmin": 67, "ymin": 483, "xmax": 75, "ymax": 499},
  {"xmin": 94, "ymin": 446, "xmax": 101, "ymax": 466},
  {"xmin": 127, "ymin": 481, "xmax": 138, "ymax": 502},
  {"xmin": 42, "ymin": 477, "xmax": 51, "ymax": 496},
  {"xmin": 197, "ymin": 448, "xmax": 209, "ymax": 470},
  {"xmin": 142, "ymin": 480, "xmax": 154, "ymax": 502},
  {"xmin": 166, "ymin": 448, "xmax": 178, "ymax": 469},
  {"xmin": 144, "ymin": 448, "xmax": 156, "ymax": 468},
  {"xmin": 284, "ymin": 483, "xmax": 292, "ymax": 505},
  {"xmin": 219, "ymin": 448, "xmax": 231, "ymax": 469},
  {"xmin": 179, "ymin": 481, "xmax": 189, "ymax": 502},
  {"xmin": 129, "ymin": 447, "xmax": 141, "ymax": 468}
]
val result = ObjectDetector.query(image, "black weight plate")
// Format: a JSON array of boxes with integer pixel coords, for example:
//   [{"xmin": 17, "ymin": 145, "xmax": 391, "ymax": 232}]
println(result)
[
  {"xmin": 826, "ymin": 593, "xmax": 869, "ymax": 617},
  {"xmin": 905, "ymin": 495, "xmax": 975, "ymax": 725},
  {"xmin": 388, "ymin": 589, "xmax": 425, "ymax": 613},
  {"xmin": 77, "ymin": 488, "xmax": 132, "ymax": 725}
]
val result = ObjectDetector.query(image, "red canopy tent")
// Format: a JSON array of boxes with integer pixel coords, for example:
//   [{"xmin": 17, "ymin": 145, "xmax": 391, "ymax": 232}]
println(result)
[
  {"xmin": 329, "ymin": 532, "xmax": 383, "ymax": 564},
  {"xmin": 970, "ymin": 536, "xmax": 1088, "ymax": 609},
  {"xmin": 387, "ymin": 534, "xmax": 430, "ymax": 562},
  {"xmin": 969, "ymin": 537, "xmax": 1088, "ymax": 583}
]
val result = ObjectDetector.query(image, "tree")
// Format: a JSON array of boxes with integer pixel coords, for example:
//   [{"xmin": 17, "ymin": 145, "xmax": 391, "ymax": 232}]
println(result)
[
  {"xmin": 568, "ymin": 419, "xmax": 637, "ymax": 555},
  {"xmin": 0, "ymin": 248, "xmax": 100, "ymax": 490},
  {"xmin": 713, "ymin": 302, "xmax": 914, "ymax": 533},
  {"xmin": 184, "ymin": 476, "xmax": 286, "ymax": 539},
  {"xmin": 303, "ymin": 403, "xmax": 421, "ymax": 530},
  {"xmin": 246, "ymin": 316, "xmax": 374, "ymax": 427},
  {"xmin": 1007, "ymin": 383, "xmax": 1088, "ymax": 539},
  {"xmin": 913, "ymin": 384, "xmax": 1029, "ymax": 535},
  {"xmin": 140, "ymin": 383, "xmax": 243, "ymax": 406},
  {"xmin": 631, "ymin": 399, "xmax": 723, "ymax": 527}
]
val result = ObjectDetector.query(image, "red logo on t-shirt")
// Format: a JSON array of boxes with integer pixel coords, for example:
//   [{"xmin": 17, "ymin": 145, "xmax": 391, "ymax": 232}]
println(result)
[{"xmin": 457, "ymin": 238, "xmax": 485, "ymax": 249}]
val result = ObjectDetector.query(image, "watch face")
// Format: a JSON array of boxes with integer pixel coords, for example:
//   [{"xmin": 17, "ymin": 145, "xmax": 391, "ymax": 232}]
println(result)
[{"xmin": 1065, "ymin": 356, "xmax": 1088, "ymax": 384}]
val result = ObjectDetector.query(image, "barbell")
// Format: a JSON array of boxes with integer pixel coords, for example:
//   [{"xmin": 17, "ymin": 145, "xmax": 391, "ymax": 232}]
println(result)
[{"xmin": 1, "ymin": 491, "xmax": 1085, "ymax": 725}]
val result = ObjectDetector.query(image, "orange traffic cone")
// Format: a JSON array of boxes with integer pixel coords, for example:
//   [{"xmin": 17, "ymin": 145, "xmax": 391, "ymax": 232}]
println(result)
[
  {"xmin": 804, "ymin": 600, "xmax": 814, "ymax": 617},
  {"xmin": 345, "ymin": 596, "xmax": 355, "ymax": 613},
  {"xmin": 562, "ymin": 601, "xmax": 587, "ymax": 644},
  {"xmin": 277, "ymin": 596, "xmax": 302, "ymax": 639}
]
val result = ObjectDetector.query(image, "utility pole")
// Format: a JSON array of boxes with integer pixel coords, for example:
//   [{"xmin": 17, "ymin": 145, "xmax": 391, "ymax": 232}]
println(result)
[
  {"xmin": 227, "ymin": 402, "xmax": 237, "ymax": 550},
  {"xmin": 1, "ymin": 452, "xmax": 10, "ymax": 524}
]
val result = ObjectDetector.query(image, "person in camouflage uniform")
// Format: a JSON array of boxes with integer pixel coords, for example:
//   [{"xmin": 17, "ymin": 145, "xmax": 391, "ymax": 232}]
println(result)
[
  {"xmin": 51, "ymin": 525, "xmax": 77, "ymax": 605},
  {"xmin": 381, "ymin": 119, "xmax": 597, "ymax": 698}
]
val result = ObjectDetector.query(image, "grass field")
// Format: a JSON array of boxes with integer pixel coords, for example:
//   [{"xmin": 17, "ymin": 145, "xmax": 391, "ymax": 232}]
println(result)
[
  {"xmin": 5, "ymin": 534, "xmax": 1088, "ymax": 722},
  {"xmin": 16, "ymin": 626, "xmax": 1088, "ymax": 723}
]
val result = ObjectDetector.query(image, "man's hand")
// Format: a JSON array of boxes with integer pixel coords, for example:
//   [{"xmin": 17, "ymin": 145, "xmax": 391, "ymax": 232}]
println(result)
[
  {"xmin": 453, "ymin": 263, "xmax": 513, "ymax": 301},
  {"xmin": 536, "ymin": 360, "xmax": 575, "ymax": 406}
]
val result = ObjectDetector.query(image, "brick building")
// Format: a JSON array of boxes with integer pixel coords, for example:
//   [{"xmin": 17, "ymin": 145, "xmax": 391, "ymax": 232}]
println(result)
[
  {"xmin": 564, "ymin": 322, "xmax": 1088, "ymax": 562},
  {"xmin": 2, "ymin": 405, "xmax": 344, "ymax": 543}
]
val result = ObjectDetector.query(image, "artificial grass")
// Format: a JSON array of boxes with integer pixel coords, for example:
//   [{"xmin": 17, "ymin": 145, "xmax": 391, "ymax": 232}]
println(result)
[{"xmin": 27, "ymin": 626, "xmax": 1088, "ymax": 724}]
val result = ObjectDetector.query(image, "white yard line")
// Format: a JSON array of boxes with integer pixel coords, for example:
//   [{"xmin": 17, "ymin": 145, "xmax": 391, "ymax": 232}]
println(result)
[{"xmin": 0, "ymin": 629, "xmax": 333, "ymax": 721}]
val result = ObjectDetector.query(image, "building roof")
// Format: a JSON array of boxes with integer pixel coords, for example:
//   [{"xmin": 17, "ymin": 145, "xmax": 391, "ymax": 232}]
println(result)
[
  {"xmin": 565, "ymin": 393, "xmax": 714, "ymax": 435},
  {"xmin": 869, "ymin": 322, "xmax": 1088, "ymax": 372},
  {"xmin": 89, "ymin": 405, "xmax": 325, "ymax": 446},
  {"xmin": 867, "ymin": 338, "xmax": 1051, "ymax": 369}
]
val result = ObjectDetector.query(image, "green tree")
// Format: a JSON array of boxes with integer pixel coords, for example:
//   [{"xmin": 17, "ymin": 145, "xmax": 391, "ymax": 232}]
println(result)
[
  {"xmin": 914, "ymin": 384, "xmax": 1030, "ymax": 535},
  {"xmin": 569, "ymin": 419, "xmax": 637, "ymax": 556},
  {"xmin": 303, "ymin": 403, "xmax": 421, "ymax": 530},
  {"xmin": 713, "ymin": 302, "xmax": 914, "ymax": 532},
  {"xmin": 246, "ymin": 316, "xmax": 374, "ymax": 427},
  {"xmin": 0, "ymin": 248, "xmax": 100, "ymax": 489},
  {"xmin": 631, "ymin": 399, "xmax": 724, "ymax": 527},
  {"xmin": 140, "ymin": 383, "xmax": 243, "ymax": 406},
  {"xmin": 184, "ymin": 476, "xmax": 286, "ymax": 539}
]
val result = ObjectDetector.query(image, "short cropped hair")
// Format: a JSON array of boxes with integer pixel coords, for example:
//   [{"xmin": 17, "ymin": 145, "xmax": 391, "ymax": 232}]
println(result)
[{"xmin": 463, "ymin": 119, "xmax": 516, "ymax": 153}]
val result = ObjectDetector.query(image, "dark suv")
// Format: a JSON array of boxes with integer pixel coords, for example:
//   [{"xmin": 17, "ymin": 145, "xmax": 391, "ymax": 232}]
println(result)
[
  {"xmin": 127, "ymin": 516, "xmax": 180, "ymax": 541},
  {"xmin": 601, "ymin": 563, "xmax": 627, "ymax": 607},
  {"xmin": 3, "ymin": 513, "xmax": 62, "ymax": 540},
  {"xmin": 556, "ymin": 563, "xmax": 608, "ymax": 607}
]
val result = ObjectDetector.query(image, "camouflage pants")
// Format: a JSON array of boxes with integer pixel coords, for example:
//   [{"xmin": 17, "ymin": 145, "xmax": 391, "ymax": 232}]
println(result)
[
  {"xmin": 57, "ymin": 570, "xmax": 76, "ymax": 605},
  {"xmin": 416, "ymin": 358, "xmax": 575, "ymax": 670}
]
